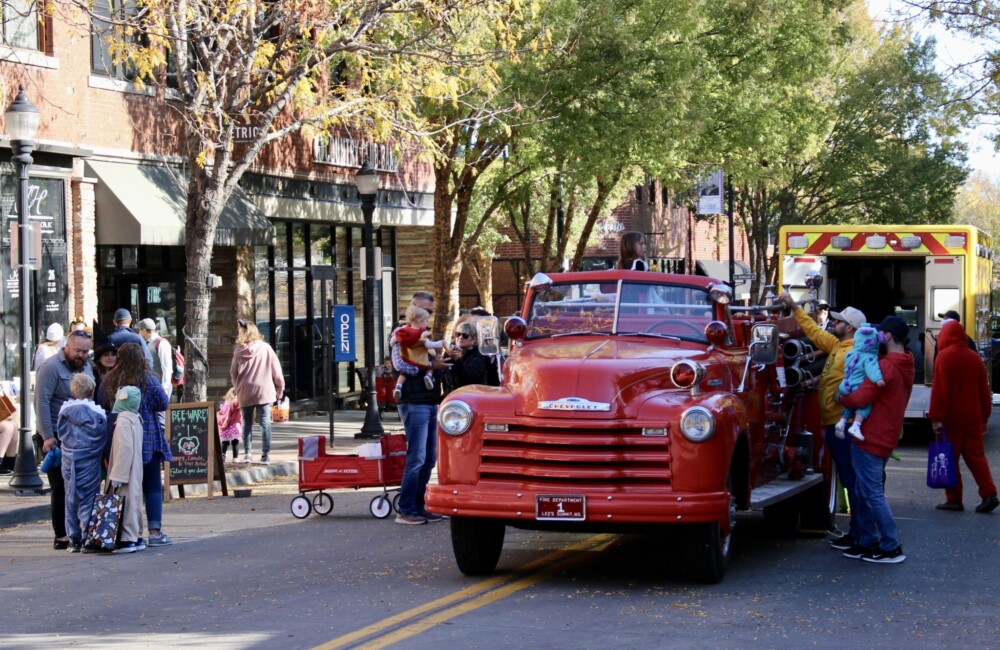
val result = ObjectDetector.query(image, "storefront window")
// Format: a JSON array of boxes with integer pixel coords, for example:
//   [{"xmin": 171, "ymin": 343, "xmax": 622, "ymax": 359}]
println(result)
[{"xmin": 0, "ymin": 175, "xmax": 68, "ymax": 380}]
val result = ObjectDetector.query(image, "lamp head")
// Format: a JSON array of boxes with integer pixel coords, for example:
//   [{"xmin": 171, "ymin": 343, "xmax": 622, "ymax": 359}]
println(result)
[
  {"xmin": 354, "ymin": 158, "xmax": 379, "ymax": 196},
  {"xmin": 4, "ymin": 86, "xmax": 39, "ymax": 143}
]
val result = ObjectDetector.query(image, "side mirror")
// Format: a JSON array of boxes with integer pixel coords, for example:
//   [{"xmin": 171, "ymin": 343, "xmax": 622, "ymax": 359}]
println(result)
[
  {"xmin": 477, "ymin": 317, "xmax": 501, "ymax": 357},
  {"xmin": 750, "ymin": 324, "xmax": 779, "ymax": 365}
]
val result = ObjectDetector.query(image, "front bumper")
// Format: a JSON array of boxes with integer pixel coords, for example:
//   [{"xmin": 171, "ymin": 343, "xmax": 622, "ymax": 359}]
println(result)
[{"xmin": 425, "ymin": 483, "xmax": 730, "ymax": 525}]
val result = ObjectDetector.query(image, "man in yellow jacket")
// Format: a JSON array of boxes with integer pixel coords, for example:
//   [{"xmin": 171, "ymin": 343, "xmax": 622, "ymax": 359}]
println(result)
[{"xmin": 778, "ymin": 292, "xmax": 867, "ymax": 550}]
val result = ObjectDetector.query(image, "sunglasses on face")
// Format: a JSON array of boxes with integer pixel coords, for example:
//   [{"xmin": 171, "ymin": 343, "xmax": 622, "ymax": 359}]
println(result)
[
  {"xmin": 69, "ymin": 330, "xmax": 93, "ymax": 339},
  {"xmin": 456, "ymin": 332, "xmax": 473, "ymax": 340}
]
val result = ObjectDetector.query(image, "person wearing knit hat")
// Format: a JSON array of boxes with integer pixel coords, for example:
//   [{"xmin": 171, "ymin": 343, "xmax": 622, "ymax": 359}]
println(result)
[
  {"xmin": 33, "ymin": 323, "xmax": 65, "ymax": 371},
  {"xmin": 105, "ymin": 385, "xmax": 145, "ymax": 553}
]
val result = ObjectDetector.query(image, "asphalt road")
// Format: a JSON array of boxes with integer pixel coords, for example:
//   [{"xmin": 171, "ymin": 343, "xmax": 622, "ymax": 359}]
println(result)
[{"xmin": 1, "ymin": 424, "xmax": 998, "ymax": 650}]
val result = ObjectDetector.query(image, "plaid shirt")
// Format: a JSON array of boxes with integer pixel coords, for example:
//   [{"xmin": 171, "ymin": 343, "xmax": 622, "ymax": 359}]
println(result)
[{"xmin": 101, "ymin": 372, "xmax": 171, "ymax": 464}]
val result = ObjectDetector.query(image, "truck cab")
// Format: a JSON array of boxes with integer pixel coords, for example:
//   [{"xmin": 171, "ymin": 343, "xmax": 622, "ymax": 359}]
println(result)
[{"xmin": 425, "ymin": 270, "xmax": 832, "ymax": 583}]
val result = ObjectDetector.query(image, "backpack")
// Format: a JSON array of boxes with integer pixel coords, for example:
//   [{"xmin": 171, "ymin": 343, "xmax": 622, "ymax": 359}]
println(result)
[{"xmin": 155, "ymin": 337, "xmax": 185, "ymax": 386}]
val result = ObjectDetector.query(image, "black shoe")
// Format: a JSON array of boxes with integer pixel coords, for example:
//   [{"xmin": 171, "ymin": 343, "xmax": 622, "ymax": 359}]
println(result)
[
  {"xmin": 935, "ymin": 501, "xmax": 964, "ymax": 511},
  {"xmin": 975, "ymin": 495, "xmax": 1000, "ymax": 513},
  {"xmin": 862, "ymin": 546, "xmax": 906, "ymax": 564},
  {"xmin": 70, "ymin": 540, "xmax": 82, "ymax": 553},
  {"xmin": 828, "ymin": 534, "xmax": 857, "ymax": 551},
  {"xmin": 53, "ymin": 538, "xmax": 70, "ymax": 550},
  {"xmin": 842, "ymin": 543, "xmax": 878, "ymax": 559}
]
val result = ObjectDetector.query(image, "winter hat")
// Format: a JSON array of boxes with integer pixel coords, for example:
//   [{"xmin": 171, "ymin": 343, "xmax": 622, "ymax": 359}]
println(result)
[
  {"xmin": 45, "ymin": 323, "xmax": 64, "ymax": 342},
  {"xmin": 112, "ymin": 386, "xmax": 141, "ymax": 414},
  {"xmin": 829, "ymin": 306, "xmax": 866, "ymax": 330}
]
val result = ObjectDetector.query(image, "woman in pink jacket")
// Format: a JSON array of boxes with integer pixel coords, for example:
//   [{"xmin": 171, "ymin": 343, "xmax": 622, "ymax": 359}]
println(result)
[{"xmin": 231, "ymin": 320, "xmax": 285, "ymax": 465}]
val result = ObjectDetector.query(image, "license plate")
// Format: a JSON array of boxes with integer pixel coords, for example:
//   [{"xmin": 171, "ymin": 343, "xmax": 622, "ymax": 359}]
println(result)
[{"xmin": 536, "ymin": 494, "xmax": 586, "ymax": 521}]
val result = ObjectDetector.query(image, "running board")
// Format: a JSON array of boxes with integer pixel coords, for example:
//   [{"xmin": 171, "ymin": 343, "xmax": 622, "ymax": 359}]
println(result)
[{"xmin": 750, "ymin": 473, "xmax": 823, "ymax": 510}]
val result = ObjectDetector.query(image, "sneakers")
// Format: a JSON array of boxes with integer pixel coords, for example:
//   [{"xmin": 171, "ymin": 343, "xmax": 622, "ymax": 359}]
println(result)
[
  {"xmin": 393, "ymin": 387, "xmax": 402, "ymax": 401},
  {"xmin": 828, "ymin": 534, "xmax": 857, "ymax": 551},
  {"xmin": 423, "ymin": 374, "xmax": 435, "ymax": 390},
  {"xmin": 834, "ymin": 419, "xmax": 847, "ymax": 440},
  {"xmin": 421, "ymin": 511, "xmax": 447, "ymax": 523},
  {"xmin": 842, "ymin": 543, "xmax": 878, "ymax": 559},
  {"xmin": 135, "ymin": 538, "xmax": 147, "ymax": 552},
  {"xmin": 395, "ymin": 513, "xmax": 427, "ymax": 525},
  {"xmin": 975, "ymin": 495, "xmax": 1000, "ymax": 513},
  {"xmin": 70, "ymin": 540, "xmax": 82, "ymax": 553},
  {"xmin": 259, "ymin": 454, "xmax": 270, "ymax": 465},
  {"xmin": 243, "ymin": 453, "xmax": 252, "ymax": 464},
  {"xmin": 862, "ymin": 546, "xmax": 906, "ymax": 564},
  {"xmin": 114, "ymin": 542, "xmax": 137, "ymax": 554},
  {"xmin": 148, "ymin": 532, "xmax": 173, "ymax": 547},
  {"xmin": 848, "ymin": 422, "xmax": 864, "ymax": 441},
  {"xmin": 935, "ymin": 501, "xmax": 964, "ymax": 511}
]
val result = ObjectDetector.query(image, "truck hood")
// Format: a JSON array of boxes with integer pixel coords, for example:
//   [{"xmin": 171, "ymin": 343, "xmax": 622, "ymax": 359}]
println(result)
[{"xmin": 507, "ymin": 337, "xmax": 711, "ymax": 419}]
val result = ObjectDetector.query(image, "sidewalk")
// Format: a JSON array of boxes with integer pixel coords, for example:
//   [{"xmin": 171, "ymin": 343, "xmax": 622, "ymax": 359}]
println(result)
[{"xmin": 0, "ymin": 407, "xmax": 405, "ymax": 530}]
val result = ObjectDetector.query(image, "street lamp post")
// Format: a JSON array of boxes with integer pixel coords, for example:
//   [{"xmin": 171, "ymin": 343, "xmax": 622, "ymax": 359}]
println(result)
[
  {"xmin": 5, "ymin": 86, "xmax": 43, "ymax": 492},
  {"xmin": 354, "ymin": 160, "xmax": 384, "ymax": 438}
]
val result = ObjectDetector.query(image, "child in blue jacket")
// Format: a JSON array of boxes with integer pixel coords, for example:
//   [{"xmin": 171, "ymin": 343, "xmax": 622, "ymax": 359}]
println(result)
[
  {"xmin": 57, "ymin": 373, "xmax": 108, "ymax": 552},
  {"xmin": 835, "ymin": 324, "xmax": 885, "ymax": 441}
]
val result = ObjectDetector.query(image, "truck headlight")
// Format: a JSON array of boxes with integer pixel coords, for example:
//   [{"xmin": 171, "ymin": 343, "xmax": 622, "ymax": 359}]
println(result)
[
  {"xmin": 680, "ymin": 406, "xmax": 715, "ymax": 442},
  {"xmin": 439, "ymin": 401, "xmax": 473, "ymax": 436}
]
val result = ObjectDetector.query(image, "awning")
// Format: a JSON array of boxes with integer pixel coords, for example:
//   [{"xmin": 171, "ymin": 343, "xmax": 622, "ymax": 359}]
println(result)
[
  {"xmin": 695, "ymin": 259, "xmax": 752, "ymax": 300},
  {"xmin": 87, "ymin": 161, "xmax": 275, "ymax": 246}
]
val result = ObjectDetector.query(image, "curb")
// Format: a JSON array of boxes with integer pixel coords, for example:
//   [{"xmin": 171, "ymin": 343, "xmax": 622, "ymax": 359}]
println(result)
[{"xmin": 0, "ymin": 462, "xmax": 300, "ymax": 530}]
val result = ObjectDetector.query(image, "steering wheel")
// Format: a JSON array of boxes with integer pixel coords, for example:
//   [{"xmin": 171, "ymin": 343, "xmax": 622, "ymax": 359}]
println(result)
[{"xmin": 644, "ymin": 319, "xmax": 704, "ymax": 336}]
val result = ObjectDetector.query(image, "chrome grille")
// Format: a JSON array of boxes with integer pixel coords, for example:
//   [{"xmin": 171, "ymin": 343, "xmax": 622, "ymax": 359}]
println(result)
[{"xmin": 479, "ymin": 424, "xmax": 672, "ymax": 487}]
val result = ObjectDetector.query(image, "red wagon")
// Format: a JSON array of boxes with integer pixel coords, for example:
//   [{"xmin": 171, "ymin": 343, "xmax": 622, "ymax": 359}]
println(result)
[{"xmin": 291, "ymin": 433, "xmax": 407, "ymax": 519}]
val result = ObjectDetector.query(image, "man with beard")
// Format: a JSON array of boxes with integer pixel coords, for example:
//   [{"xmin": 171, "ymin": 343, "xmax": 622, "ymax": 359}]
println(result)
[{"xmin": 36, "ymin": 330, "xmax": 94, "ymax": 550}]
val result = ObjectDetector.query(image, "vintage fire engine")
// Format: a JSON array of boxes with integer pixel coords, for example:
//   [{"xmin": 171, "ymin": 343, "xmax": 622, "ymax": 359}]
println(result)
[
  {"xmin": 779, "ymin": 224, "xmax": 995, "ymax": 420},
  {"xmin": 425, "ymin": 270, "xmax": 833, "ymax": 583}
]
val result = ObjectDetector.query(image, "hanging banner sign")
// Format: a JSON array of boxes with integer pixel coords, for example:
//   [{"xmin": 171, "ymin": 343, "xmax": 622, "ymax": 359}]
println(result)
[
  {"xmin": 334, "ymin": 305, "xmax": 356, "ymax": 362},
  {"xmin": 697, "ymin": 169, "xmax": 724, "ymax": 215}
]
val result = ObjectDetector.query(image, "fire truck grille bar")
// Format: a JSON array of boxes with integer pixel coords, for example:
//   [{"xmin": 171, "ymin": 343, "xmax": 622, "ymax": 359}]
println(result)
[{"xmin": 480, "ymin": 427, "xmax": 672, "ymax": 486}]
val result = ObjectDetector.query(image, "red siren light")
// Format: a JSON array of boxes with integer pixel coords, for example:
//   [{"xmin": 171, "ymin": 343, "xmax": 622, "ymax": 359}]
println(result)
[
  {"xmin": 504, "ymin": 316, "xmax": 527, "ymax": 340},
  {"xmin": 705, "ymin": 320, "xmax": 728, "ymax": 345}
]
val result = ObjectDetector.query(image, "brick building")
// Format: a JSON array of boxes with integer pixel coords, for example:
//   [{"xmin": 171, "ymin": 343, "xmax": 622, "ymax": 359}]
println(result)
[{"xmin": 0, "ymin": 11, "xmax": 437, "ymax": 407}]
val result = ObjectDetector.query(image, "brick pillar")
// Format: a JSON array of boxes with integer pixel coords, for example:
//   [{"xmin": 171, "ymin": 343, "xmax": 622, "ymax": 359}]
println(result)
[{"xmin": 71, "ymin": 172, "xmax": 98, "ymax": 323}]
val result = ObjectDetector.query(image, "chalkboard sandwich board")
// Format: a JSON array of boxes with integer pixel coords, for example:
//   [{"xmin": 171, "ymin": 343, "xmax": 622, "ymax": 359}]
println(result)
[{"xmin": 164, "ymin": 401, "xmax": 228, "ymax": 499}]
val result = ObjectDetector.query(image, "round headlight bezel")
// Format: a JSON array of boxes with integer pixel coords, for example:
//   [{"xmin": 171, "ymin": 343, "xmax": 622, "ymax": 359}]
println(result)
[
  {"xmin": 438, "ymin": 400, "xmax": 473, "ymax": 436},
  {"xmin": 680, "ymin": 406, "xmax": 715, "ymax": 443}
]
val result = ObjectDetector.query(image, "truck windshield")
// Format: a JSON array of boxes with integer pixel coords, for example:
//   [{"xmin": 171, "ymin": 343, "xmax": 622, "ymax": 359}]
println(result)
[{"xmin": 526, "ymin": 281, "xmax": 713, "ymax": 342}]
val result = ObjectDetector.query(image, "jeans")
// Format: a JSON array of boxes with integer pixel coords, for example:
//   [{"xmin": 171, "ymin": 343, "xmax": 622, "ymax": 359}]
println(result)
[
  {"xmin": 850, "ymin": 444, "xmax": 900, "ymax": 552},
  {"xmin": 143, "ymin": 452, "xmax": 164, "ymax": 532},
  {"xmin": 397, "ymin": 403, "xmax": 438, "ymax": 516},
  {"xmin": 241, "ymin": 404, "xmax": 272, "ymax": 457},
  {"xmin": 825, "ymin": 424, "xmax": 860, "ymax": 539}
]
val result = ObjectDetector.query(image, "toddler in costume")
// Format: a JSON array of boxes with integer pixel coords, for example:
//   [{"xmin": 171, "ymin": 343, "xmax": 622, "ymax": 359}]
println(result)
[
  {"xmin": 835, "ymin": 324, "xmax": 885, "ymax": 441},
  {"xmin": 56, "ymin": 374, "xmax": 108, "ymax": 553},
  {"xmin": 217, "ymin": 387, "xmax": 244, "ymax": 463},
  {"xmin": 392, "ymin": 305, "xmax": 444, "ymax": 400},
  {"xmin": 106, "ymin": 386, "xmax": 145, "ymax": 554}
]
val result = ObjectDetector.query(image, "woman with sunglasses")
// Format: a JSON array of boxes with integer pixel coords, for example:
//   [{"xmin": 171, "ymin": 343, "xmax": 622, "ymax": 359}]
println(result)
[{"xmin": 448, "ymin": 322, "xmax": 488, "ymax": 389}]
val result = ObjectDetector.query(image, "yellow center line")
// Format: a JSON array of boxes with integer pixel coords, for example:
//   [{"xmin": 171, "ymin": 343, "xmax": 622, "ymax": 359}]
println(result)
[{"xmin": 312, "ymin": 533, "xmax": 616, "ymax": 650}]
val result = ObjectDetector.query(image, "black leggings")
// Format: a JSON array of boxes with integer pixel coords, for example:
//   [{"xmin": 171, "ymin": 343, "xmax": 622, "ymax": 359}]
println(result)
[{"xmin": 221, "ymin": 440, "xmax": 240, "ymax": 458}]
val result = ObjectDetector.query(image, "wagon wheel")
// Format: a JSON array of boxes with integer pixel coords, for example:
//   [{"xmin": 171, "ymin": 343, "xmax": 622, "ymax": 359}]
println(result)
[
  {"xmin": 370, "ymin": 495, "xmax": 392, "ymax": 519},
  {"xmin": 313, "ymin": 492, "xmax": 334, "ymax": 516},
  {"xmin": 290, "ymin": 495, "xmax": 312, "ymax": 519}
]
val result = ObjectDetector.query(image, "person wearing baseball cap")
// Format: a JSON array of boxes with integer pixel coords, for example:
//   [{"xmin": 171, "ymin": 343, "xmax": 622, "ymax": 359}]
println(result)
[
  {"xmin": 106, "ymin": 307, "xmax": 153, "ymax": 367},
  {"xmin": 838, "ymin": 314, "xmax": 915, "ymax": 562},
  {"xmin": 778, "ymin": 290, "xmax": 867, "ymax": 547},
  {"xmin": 928, "ymin": 319, "xmax": 998, "ymax": 514}
]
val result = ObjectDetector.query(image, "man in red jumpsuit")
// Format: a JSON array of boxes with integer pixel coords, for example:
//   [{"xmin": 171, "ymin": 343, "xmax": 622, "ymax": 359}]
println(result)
[{"xmin": 928, "ymin": 319, "xmax": 999, "ymax": 513}]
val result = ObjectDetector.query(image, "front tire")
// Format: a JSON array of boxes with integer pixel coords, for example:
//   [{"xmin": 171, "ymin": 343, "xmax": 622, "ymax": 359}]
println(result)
[
  {"xmin": 450, "ymin": 516, "xmax": 506, "ymax": 576},
  {"xmin": 684, "ymin": 521, "xmax": 731, "ymax": 584}
]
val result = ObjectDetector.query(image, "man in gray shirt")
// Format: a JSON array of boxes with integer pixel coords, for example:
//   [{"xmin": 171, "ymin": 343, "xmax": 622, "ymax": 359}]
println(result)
[{"xmin": 36, "ymin": 330, "xmax": 94, "ymax": 550}]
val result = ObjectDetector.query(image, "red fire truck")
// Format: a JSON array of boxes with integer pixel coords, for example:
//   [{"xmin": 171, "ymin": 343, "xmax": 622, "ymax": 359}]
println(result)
[{"xmin": 425, "ymin": 270, "xmax": 832, "ymax": 583}]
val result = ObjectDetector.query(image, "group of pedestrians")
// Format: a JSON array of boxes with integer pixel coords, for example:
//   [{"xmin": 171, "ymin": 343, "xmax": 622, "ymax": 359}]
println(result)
[
  {"xmin": 36, "ymin": 309, "xmax": 175, "ymax": 554},
  {"xmin": 778, "ymin": 292, "xmax": 998, "ymax": 565}
]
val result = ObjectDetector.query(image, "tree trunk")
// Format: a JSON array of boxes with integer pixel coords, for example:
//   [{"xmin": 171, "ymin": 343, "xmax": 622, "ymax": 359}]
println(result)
[{"xmin": 182, "ymin": 165, "xmax": 224, "ymax": 403}]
